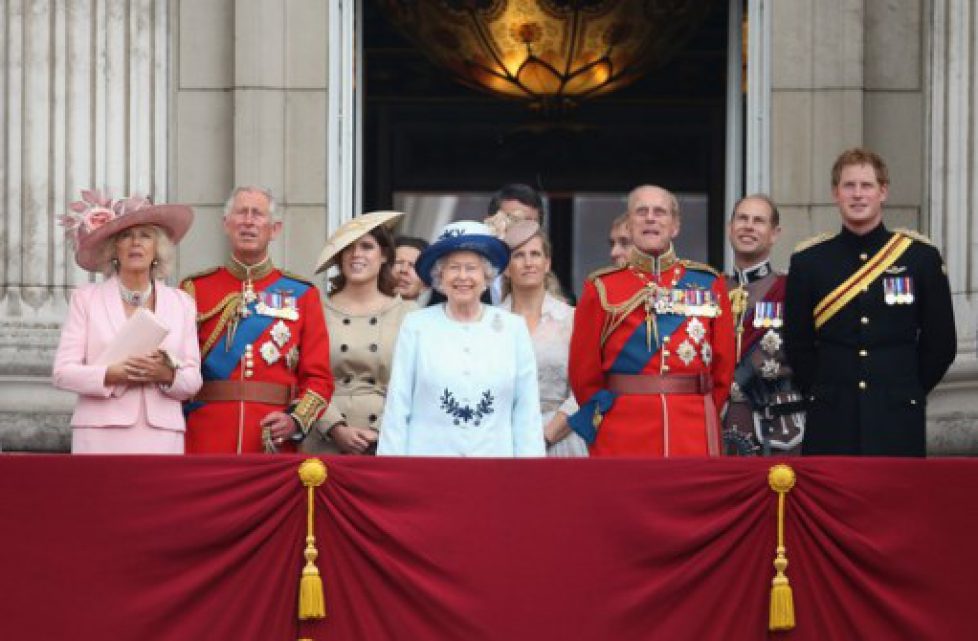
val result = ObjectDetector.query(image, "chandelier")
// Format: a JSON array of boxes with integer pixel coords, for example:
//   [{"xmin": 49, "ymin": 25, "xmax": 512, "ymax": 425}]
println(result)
[{"xmin": 376, "ymin": 0, "xmax": 713, "ymax": 110}]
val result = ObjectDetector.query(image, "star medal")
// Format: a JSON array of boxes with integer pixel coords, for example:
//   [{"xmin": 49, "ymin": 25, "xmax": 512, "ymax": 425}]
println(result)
[
  {"xmin": 760, "ymin": 329, "xmax": 782, "ymax": 355},
  {"xmin": 761, "ymin": 358, "xmax": 780, "ymax": 379},
  {"xmin": 686, "ymin": 317, "xmax": 706, "ymax": 344},
  {"xmin": 700, "ymin": 340, "xmax": 713, "ymax": 365},
  {"xmin": 260, "ymin": 341, "xmax": 281, "ymax": 365},
  {"xmin": 677, "ymin": 340, "xmax": 697, "ymax": 366},
  {"xmin": 286, "ymin": 345, "xmax": 300, "ymax": 371},
  {"xmin": 270, "ymin": 320, "xmax": 291, "ymax": 348}
]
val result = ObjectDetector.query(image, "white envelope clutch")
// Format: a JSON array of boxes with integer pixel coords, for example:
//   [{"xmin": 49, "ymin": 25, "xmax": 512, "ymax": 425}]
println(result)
[{"xmin": 94, "ymin": 308, "xmax": 170, "ymax": 366}]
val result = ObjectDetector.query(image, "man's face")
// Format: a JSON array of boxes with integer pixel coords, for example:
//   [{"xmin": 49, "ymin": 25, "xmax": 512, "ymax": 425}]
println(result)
[
  {"xmin": 223, "ymin": 190, "xmax": 281, "ymax": 264},
  {"xmin": 609, "ymin": 222, "xmax": 631, "ymax": 266},
  {"xmin": 832, "ymin": 163, "xmax": 888, "ymax": 233},
  {"xmin": 728, "ymin": 197, "xmax": 780, "ymax": 262},
  {"xmin": 497, "ymin": 198, "xmax": 541, "ymax": 223},
  {"xmin": 392, "ymin": 245, "xmax": 425, "ymax": 299},
  {"xmin": 627, "ymin": 187, "xmax": 680, "ymax": 255}
]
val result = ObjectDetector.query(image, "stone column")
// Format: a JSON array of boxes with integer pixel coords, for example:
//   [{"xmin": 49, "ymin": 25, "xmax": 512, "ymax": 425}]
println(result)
[
  {"xmin": 0, "ymin": 0, "xmax": 169, "ymax": 451},
  {"xmin": 924, "ymin": 0, "xmax": 978, "ymax": 453}
]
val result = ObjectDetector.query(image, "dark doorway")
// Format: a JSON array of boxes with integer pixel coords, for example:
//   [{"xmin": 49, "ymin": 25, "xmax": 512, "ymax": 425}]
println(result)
[{"xmin": 363, "ymin": 1, "xmax": 730, "ymax": 293}]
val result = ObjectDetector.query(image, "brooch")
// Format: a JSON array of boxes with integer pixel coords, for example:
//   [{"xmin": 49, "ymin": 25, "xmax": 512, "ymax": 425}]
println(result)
[{"xmin": 686, "ymin": 317, "xmax": 706, "ymax": 344}]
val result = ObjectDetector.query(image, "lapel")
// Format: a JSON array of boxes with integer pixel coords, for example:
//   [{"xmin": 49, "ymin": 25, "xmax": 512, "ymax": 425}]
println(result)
[{"xmin": 100, "ymin": 276, "xmax": 128, "ymax": 334}]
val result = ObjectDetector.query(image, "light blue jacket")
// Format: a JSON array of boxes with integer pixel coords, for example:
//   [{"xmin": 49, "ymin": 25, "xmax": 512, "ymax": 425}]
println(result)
[{"xmin": 378, "ymin": 304, "xmax": 544, "ymax": 457}]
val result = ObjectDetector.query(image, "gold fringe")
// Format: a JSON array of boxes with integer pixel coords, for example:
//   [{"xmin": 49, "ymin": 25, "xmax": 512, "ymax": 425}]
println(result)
[
  {"xmin": 768, "ymin": 464, "xmax": 797, "ymax": 631},
  {"xmin": 298, "ymin": 458, "xmax": 328, "ymax": 620}
]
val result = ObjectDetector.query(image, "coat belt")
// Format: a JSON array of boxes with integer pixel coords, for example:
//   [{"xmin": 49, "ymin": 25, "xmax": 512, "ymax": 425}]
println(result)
[
  {"xmin": 193, "ymin": 381, "xmax": 295, "ymax": 405},
  {"xmin": 606, "ymin": 373, "xmax": 713, "ymax": 395}
]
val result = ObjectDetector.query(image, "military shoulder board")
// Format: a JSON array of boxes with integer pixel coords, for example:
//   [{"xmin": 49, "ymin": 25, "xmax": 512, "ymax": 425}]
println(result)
[{"xmin": 793, "ymin": 232, "xmax": 834, "ymax": 253}]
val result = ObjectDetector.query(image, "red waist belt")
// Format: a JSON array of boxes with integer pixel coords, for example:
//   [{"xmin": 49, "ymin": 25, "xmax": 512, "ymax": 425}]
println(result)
[
  {"xmin": 607, "ymin": 373, "xmax": 713, "ymax": 395},
  {"xmin": 193, "ymin": 381, "xmax": 295, "ymax": 405}
]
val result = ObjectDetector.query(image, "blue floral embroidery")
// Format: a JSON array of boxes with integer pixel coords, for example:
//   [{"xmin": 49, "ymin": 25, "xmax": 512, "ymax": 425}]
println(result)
[
  {"xmin": 440, "ymin": 389, "xmax": 494, "ymax": 426},
  {"xmin": 438, "ymin": 228, "xmax": 466, "ymax": 241}
]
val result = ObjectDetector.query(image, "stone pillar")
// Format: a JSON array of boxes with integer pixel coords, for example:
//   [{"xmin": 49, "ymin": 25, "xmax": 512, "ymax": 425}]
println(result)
[
  {"xmin": 924, "ymin": 0, "xmax": 978, "ymax": 453},
  {"xmin": 0, "ymin": 0, "xmax": 169, "ymax": 451}
]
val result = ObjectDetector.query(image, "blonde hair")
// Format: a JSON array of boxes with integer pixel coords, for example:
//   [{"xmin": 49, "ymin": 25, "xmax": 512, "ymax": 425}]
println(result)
[{"xmin": 100, "ymin": 225, "xmax": 176, "ymax": 278}]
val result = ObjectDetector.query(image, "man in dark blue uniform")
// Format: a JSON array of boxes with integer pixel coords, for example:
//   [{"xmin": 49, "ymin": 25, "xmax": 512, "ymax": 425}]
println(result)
[{"xmin": 784, "ymin": 148, "xmax": 956, "ymax": 456}]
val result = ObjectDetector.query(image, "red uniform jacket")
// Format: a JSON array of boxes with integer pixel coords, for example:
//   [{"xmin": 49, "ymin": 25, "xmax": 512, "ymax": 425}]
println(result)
[
  {"xmin": 569, "ymin": 248, "xmax": 735, "ymax": 456},
  {"xmin": 181, "ymin": 262, "xmax": 333, "ymax": 453}
]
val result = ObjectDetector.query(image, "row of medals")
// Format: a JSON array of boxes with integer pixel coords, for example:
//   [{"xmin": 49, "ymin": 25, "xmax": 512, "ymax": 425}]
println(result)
[
  {"xmin": 883, "ymin": 276, "xmax": 914, "ymax": 305},
  {"xmin": 648, "ymin": 286, "xmax": 721, "ymax": 318}
]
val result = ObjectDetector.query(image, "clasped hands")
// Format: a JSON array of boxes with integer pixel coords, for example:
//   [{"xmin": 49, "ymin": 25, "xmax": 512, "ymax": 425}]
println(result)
[{"xmin": 105, "ymin": 350, "xmax": 176, "ymax": 386}]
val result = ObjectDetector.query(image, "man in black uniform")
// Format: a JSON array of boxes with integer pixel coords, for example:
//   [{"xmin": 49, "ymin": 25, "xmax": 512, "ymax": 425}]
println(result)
[{"xmin": 784, "ymin": 148, "xmax": 956, "ymax": 456}]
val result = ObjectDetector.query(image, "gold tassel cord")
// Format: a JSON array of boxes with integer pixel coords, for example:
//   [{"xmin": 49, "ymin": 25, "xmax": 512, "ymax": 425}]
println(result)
[
  {"xmin": 768, "ymin": 464, "xmax": 797, "ymax": 631},
  {"xmin": 298, "ymin": 458, "xmax": 328, "ymax": 620}
]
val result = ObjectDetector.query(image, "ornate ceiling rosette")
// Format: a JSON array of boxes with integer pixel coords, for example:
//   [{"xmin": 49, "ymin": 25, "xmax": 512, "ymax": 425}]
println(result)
[{"xmin": 375, "ymin": 0, "xmax": 713, "ymax": 109}]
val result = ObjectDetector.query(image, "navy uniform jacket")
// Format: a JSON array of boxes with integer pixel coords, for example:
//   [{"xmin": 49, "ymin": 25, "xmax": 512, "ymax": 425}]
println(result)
[{"xmin": 784, "ymin": 224, "xmax": 956, "ymax": 456}]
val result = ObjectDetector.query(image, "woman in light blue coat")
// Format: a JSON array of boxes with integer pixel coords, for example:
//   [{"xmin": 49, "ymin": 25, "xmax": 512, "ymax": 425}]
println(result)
[{"xmin": 378, "ymin": 220, "xmax": 544, "ymax": 457}]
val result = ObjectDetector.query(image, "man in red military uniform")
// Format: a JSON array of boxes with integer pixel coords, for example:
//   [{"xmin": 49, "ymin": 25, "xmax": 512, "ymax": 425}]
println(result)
[
  {"xmin": 569, "ymin": 185, "xmax": 735, "ymax": 456},
  {"xmin": 181, "ymin": 186, "xmax": 333, "ymax": 453}
]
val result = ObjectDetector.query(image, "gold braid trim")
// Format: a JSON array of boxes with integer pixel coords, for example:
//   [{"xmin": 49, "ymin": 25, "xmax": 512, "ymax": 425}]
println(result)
[
  {"xmin": 180, "ymin": 279, "xmax": 195, "ymax": 299},
  {"xmin": 197, "ymin": 292, "xmax": 241, "ymax": 323},
  {"xmin": 200, "ymin": 294, "xmax": 243, "ymax": 358},
  {"xmin": 893, "ymin": 227, "xmax": 935, "ymax": 247},
  {"xmin": 291, "ymin": 390, "xmax": 329, "ymax": 434},
  {"xmin": 594, "ymin": 277, "xmax": 648, "ymax": 346}
]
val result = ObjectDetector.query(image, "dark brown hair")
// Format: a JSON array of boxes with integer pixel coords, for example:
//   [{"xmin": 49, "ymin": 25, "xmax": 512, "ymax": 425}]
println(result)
[{"xmin": 328, "ymin": 224, "xmax": 397, "ymax": 296}]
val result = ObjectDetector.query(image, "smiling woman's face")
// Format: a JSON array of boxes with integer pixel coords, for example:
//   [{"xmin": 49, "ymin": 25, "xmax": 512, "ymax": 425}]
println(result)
[
  {"xmin": 340, "ymin": 232, "xmax": 385, "ymax": 285},
  {"xmin": 439, "ymin": 250, "xmax": 487, "ymax": 306}
]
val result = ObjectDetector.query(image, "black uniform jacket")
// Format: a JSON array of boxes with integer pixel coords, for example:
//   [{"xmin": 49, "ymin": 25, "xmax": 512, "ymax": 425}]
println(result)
[{"xmin": 784, "ymin": 224, "xmax": 956, "ymax": 456}]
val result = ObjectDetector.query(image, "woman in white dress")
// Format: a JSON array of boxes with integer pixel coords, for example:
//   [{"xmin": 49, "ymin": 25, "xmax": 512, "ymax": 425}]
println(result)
[
  {"xmin": 500, "ymin": 228, "xmax": 586, "ymax": 457},
  {"xmin": 378, "ymin": 220, "xmax": 544, "ymax": 457}
]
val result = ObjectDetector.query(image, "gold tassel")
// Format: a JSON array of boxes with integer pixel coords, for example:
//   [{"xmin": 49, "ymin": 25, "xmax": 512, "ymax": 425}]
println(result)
[
  {"xmin": 298, "ymin": 458, "xmax": 328, "ymax": 620},
  {"xmin": 768, "ymin": 464, "xmax": 797, "ymax": 631}
]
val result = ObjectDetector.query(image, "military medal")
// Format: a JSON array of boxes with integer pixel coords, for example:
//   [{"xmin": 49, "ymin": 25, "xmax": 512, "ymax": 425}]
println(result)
[
  {"xmin": 760, "ymin": 329, "xmax": 782, "ymax": 355},
  {"xmin": 260, "ymin": 341, "xmax": 281, "ymax": 365},
  {"xmin": 270, "ymin": 320, "xmax": 291, "ymax": 348},
  {"xmin": 884, "ymin": 277, "xmax": 897, "ymax": 305},
  {"xmin": 686, "ymin": 317, "xmax": 706, "ymax": 344},
  {"xmin": 286, "ymin": 345, "xmax": 300, "ymax": 371},
  {"xmin": 700, "ymin": 341, "xmax": 713, "ymax": 365},
  {"xmin": 761, "ymin": 358, "xmax": 780, "ymax": 379},
  {"xmin": 256, "ymin": 289, "xmax": 300, "ymax": 321},
  {"xmin": 677, "ymin": 340, "xmax": 697, "ymax": 366},
  {"xmin": 771, "ymin": 303, "xmax": 783, "ymax": 328}
]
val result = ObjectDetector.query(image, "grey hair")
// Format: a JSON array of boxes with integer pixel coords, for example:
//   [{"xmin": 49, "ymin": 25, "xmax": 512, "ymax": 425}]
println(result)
[
  {"xmin": 430, "ymin": 252, "xmax": 499, "ymax": 295},
  {"xmin": 627, "ymin": 184, "xmax": 680, "ymax": 218},
  {"xmin": 100, "ymin": 225, "xmax": 176, "ymax": 279},
  {"xmin": 224, "ymin": 185, "xmax": 279, "ymax": 221}
]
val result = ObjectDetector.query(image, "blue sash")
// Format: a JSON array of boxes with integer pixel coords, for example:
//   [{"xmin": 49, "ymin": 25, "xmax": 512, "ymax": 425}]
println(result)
[
  {"xmin": 569, "ymin": 268, "xmax": 716, "ymax": 443},
  {"xmin": 185, "ymin": 275, "xmax": 309, "ymax": 416}
]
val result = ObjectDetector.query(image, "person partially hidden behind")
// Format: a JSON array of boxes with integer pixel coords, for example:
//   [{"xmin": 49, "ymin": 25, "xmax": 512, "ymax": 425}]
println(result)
[
  {"xmin": 723, "ymin": 194, "xmax": 804, "ymax": 456},
  {"xmin": 608, "ymin": 212, "xmax": 631, "ymax": 267},
  {"xmin": 568, "ymin": 185, "xmax": 735, "ymax": 456},
  {"xmin": 784, "ymin": 148, "xmax": 956, "ymax": 456}
]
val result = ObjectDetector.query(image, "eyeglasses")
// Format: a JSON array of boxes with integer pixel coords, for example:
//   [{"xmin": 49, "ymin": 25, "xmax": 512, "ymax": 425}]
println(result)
[{"xmin": 442, "ymin": 262, "xmax": 482, "ymax": 277}]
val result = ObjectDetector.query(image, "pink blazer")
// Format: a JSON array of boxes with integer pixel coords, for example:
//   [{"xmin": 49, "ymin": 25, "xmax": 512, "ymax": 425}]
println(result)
[{"xmin": 52, "ymin": 277, "xmax": 203, "ymax": 432}]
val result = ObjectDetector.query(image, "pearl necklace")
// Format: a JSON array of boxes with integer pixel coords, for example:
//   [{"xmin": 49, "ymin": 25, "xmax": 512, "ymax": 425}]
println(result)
[{"xmin": 120, "ymin": 281, "xmax": 153, "ymax": 307}]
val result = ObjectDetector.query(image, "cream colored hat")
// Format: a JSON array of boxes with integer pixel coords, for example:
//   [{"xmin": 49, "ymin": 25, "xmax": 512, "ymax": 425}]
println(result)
[{"xmin": 313, "ymin": 210, "xmax": 405, "ymax": 274}]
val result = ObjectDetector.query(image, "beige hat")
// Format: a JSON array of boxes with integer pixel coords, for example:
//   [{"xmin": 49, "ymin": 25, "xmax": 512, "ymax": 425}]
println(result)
[
  {"xmin": 503, "ymin": 220, "xmax": 540, "ymax": 249},
  {"xmin": 314, "ymin": 210, "xmax": 405, "ymax": 274},
  {"xmin": 59, "ymin": 191, "xmax": 194, "ymax": 272}
]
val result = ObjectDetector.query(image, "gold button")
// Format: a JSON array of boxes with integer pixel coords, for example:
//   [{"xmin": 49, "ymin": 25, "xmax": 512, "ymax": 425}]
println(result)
[
  {"xmin": 861, "ymin": 317, "xmax": 869, "ymax": 325},
  {"xmin": 245, "ymin": 344, "xmax": 253, "ymax": 351},
  {"xmin": 245, "ymin": 370, "xmax": 253, "ymax": 378},
  {"xmin": 858, "ymin": 381, "xmax": 867, "ymax": 390},
  {"xmin": 663, "ymin": 336, "xmax": 670, "ymax": 343},
  {"xmin": 662, "ymin": 350, "xmax": 671, "ymax": 357},
  {"xmin": 859, "ymin": 253, "xmax": 868, "ymax": 261},
  {"xmin": 662, "ymin": 365, "xmax": 670, "ymax": 372},
  {"xmin": 859, "ymin": 349, "xmax": 868, "ymax": 357}
]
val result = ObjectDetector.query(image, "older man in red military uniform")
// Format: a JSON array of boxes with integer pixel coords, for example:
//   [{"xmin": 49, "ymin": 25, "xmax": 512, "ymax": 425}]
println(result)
[
  {"xmin": 181, "ymin": 186, "xmax": 333, "ymax": 453},
  {"xmin": 569, "ymin": 185, "xmax": 735, "ymax": 456}
]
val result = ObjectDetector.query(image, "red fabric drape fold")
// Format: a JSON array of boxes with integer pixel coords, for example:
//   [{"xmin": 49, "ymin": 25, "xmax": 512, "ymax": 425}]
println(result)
[{"xmin": 2, "ymin": 456, "xmax": 976, "ymax": 641}]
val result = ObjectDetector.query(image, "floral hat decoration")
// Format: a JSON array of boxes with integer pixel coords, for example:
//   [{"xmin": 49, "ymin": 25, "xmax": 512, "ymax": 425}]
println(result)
[
  {"xmin": 483, "ymin": 210, "xmax": 540, "ymax": 250},
  {"xmin": 58, "ymin": 190, "xmax": 194, "ymax": 272}
]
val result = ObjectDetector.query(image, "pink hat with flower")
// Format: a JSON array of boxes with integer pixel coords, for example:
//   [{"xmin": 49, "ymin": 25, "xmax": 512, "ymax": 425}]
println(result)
[{"xmin": 59, "ymin": 190, "xmax": 194, "ymax": 272}]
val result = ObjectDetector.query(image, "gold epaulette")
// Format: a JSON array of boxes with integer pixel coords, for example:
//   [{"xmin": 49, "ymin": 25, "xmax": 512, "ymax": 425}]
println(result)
[
  {"xmin": 894, "ymin": 227, "xmax": 935, "ymax": 247},
  {"xmin": 282, "ymin": 270, "xmax": 315, "ymax": 286},
  {"xmin": 681, "ymin": 259, "xmax": 721, "ymax": 278},
  {"xmin": 586, "ymin": 264, "xmax": 627, "ymax": 282},
  {"xmin": 793, "ymin": 232, "xmax": 834, "ymax": 253}
]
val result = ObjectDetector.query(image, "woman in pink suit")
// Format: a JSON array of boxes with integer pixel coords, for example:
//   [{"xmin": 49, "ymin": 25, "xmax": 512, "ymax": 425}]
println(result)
[{"xmin": 52, "ymin": 191, "xmax": 202, "ymax": 453}]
